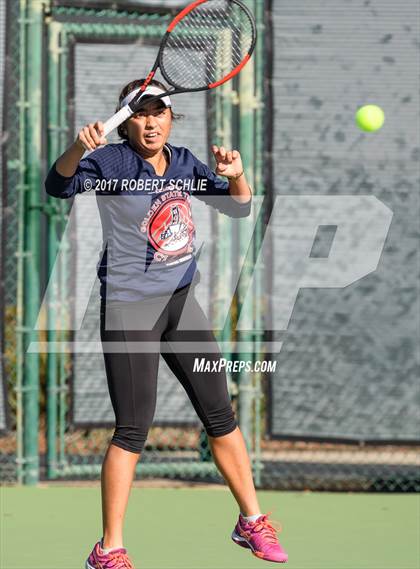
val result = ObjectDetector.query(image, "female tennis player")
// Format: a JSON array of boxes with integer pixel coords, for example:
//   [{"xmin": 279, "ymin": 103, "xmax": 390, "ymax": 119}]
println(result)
[{"xmin": 45, "ymin": 79, "xmax": 288, "ymax": 568}]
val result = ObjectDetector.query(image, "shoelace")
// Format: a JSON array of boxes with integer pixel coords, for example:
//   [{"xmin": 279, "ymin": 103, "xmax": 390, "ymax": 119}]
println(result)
[
  {"xmin": 246, "ymin": 512, "xmax": 283, "ymax": 545},
  {"xmin": 105, "ymin": 550, "xmax": 135, "ymax": 569}
]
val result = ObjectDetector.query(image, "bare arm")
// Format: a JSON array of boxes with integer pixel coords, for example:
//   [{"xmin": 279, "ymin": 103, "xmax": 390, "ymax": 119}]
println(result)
[{"xmin": 228, "ymin": 172, "xmax": 252, "ymax": 204}]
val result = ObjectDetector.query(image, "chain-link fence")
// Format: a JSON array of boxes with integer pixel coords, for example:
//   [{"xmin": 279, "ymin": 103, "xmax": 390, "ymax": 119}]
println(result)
[
  {"xmin": 1, "ymin": 0, "xmax": 24, "ymax": 484},
  {"xmin": 1, "ymin": 0, "xmax": 419, "ymax": 490},
  {"xmin": 263, "ymin": 0, "xmax": 420, "ymax": 492},
  {"xmin": 39, "ymin": 2, "xmax": 253, "ymax": 484}
]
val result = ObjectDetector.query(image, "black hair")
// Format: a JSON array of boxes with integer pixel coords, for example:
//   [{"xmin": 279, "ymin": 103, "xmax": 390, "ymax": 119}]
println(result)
[{"xmin": 116, "ymin": 79, "xmax": 183, "ymax": 140}]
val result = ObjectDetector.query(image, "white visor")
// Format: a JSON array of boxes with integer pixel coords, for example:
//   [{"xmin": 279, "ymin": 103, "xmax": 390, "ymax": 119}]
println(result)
[{"xmin": 120, "ymin": 85, "xmax": 172, "ymax": 109}]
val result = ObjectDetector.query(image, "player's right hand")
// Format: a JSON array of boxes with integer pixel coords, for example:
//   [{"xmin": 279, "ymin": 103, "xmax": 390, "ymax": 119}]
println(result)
[{"xmin": 75, "ymin": 121, "xmax": 107, "ymax": 152}]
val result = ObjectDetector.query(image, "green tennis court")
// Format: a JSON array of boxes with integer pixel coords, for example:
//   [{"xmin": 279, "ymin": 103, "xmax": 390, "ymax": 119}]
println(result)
[{"xmin": 1, "ymin": 485, "xmax": 418, "ymax": 569}]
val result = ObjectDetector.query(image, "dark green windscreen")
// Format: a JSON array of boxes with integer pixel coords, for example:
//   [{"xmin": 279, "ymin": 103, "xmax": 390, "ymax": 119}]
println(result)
[{"xmin": 269, "ymin": 0, "xmax": 419, "ymax": 441}]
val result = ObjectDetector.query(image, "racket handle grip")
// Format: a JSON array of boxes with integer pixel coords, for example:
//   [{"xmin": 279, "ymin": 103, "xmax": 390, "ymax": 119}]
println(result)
[{"xmin": 103, "ymin": 105, "xmax": 133, "ymax": 136}]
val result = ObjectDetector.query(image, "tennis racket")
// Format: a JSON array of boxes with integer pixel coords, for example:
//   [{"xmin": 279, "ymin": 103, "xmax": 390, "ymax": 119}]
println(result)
[{"xmin": 103, "ymin": 0, "xmax": 257, "ymax": 137}]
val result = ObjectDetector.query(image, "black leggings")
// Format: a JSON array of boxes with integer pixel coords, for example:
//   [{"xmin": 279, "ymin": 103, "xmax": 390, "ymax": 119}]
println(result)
[{"xmin": 100, "ymin": 283, "xmax": 238, "ymax": 454}]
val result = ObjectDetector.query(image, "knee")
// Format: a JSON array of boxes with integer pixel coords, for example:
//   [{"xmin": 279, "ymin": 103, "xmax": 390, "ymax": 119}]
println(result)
[
  {"xmin": 111, "ymin": 425, "xmax": 148, "ymax": 454},
  {"xmin": 204, "ymin": 405, "xmax": 238, "ymax": 438}
]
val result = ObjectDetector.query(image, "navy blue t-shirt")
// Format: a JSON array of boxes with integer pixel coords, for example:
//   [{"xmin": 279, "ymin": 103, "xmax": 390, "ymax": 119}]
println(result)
[{"xmin": 45, "ymin": 141, "xmax": 251, "ymax": 302}]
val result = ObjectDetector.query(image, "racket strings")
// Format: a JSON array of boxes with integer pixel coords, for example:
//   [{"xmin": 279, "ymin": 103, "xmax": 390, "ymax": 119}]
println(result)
[
  {"xmin": 166, "ymin": 9, "xmax": 250, "ymax": 75},
  {"xmin": 163, "ymin": 26, "xmax": 248, "ymax": 89},
  {"xmin": 169, "ymin": 20, "xmax": 245, "ymax": 68},
  {"xmin": 161, "ymin": 0, "xmax": 254, "ymax": 89}
]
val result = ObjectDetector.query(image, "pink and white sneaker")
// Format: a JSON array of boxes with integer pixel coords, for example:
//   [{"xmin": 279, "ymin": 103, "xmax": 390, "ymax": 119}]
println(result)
[
  {"xmin": 85, "ymin": 539, "xmax": 135, "ymax": 569},
  {"xmin": 231, "ymin": 512, "xmax": 288, "ymax": 563}
]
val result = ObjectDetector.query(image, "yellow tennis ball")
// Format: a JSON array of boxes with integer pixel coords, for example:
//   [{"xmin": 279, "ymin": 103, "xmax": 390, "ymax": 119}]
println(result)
[{"xmin": 355, "ymin": 105, "xmax": 385, "ymax": 132}]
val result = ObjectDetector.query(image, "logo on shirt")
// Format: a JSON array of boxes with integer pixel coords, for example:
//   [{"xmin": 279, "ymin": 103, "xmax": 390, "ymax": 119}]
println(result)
[{"xmin": 143, "ymin": 194, "xmax": 195, "ymax": 263}]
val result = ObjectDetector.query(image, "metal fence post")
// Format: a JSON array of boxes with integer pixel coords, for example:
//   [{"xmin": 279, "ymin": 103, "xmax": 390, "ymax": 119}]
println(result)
[
  {"xmin": 22, "ymin": 0, "xmax": 43, "ymax": 485},
  {"xmin": 45, "ymin": 19, "xmax": 62, "ymax": 480},
  {"xmin": 237, "ymin": 0, "xmax": 256, "ymax": 456},
  {"xmin": 251, "ymin": 0, "xmax": 266, "ymax": 488}
]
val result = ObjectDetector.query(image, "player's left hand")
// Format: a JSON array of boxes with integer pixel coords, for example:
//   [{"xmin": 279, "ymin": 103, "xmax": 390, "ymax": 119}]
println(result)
[{"xmin": 212, "ymin": 145, "xmax": 244, "ymax": 179}]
